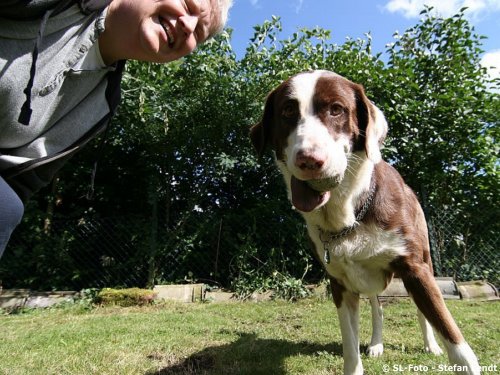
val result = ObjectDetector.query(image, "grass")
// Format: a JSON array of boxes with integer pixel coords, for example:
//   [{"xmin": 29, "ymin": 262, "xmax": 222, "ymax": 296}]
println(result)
[{"xmin": 0, "ymin": 298, "xmax": 498, "ymax": 374}]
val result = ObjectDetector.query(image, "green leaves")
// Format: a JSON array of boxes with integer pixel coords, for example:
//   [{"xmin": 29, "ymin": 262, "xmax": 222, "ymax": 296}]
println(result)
[
  {"xmin": 8, "ymin": 7, "xmax": 497, "ymax": 289},
  {"xmin": 111, "ymin": 10, "xmax": 497, "ymax": 286},
  {"xmin": 382, "ymin": 7, "xmax": 498, "ymax": 209}
]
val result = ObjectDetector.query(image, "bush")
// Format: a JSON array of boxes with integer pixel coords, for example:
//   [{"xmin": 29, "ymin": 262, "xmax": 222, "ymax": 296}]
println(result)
[{"xmin": 230, "ymin": 237, "xmax": 313, "ymax": 301}]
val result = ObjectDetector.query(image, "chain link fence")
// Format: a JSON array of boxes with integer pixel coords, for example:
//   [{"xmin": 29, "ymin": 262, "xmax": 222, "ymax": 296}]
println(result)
[
  {"xmin": 427, "ymin": 206, "xmax": 499, "ymax": 285},
  {"xmin": 1, "ymin": 206, "xmax": 498, "ymax": 291}
]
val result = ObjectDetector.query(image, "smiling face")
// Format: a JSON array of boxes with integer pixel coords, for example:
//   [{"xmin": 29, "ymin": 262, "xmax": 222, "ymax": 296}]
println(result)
[{"xmin": 101, "ymin": 0, "xmax": 223, "ymax": 64}]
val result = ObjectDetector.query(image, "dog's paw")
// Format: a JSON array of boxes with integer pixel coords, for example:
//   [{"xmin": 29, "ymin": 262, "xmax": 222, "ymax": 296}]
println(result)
[
  {"xmin": 366, "ymin": 343, "xmax": 384, "ymax": 357},
  {"xmin": 425, "ymin": 343, "xmax": 443, "ymax": 356},
  {"xmin": 344, "ymin": 362, "xmax": 364, "ymax": 375}
]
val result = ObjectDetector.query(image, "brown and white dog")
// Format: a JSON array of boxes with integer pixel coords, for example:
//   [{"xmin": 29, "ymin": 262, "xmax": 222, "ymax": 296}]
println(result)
[{"xmin": 250, "ymin": 70, "xmax": 480, "ymax": 375}]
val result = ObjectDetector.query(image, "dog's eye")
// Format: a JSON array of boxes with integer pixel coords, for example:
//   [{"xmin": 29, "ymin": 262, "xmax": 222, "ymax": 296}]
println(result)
[
  {"xmin": 282, "ymin": 101, "xmax": 299, "ymax": 120},
  {"xmin": 329, "ymin": 104, "xmax": 344, "ymax": 117}
]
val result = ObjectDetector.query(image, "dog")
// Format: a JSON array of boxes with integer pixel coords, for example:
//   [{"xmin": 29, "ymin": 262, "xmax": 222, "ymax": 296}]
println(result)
[{"xmin": 250, "ymin": 70, "xmax": 480, "ymax": 375}]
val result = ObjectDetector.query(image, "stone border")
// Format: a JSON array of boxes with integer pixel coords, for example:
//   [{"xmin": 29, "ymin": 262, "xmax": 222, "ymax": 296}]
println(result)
[
  {"xmin": 1, "ymin": 278, "xmax": 497, "ymax": 308},
  {"xmin": 0, "ymin": 289, "xmax": 78, "ymax": 309}
]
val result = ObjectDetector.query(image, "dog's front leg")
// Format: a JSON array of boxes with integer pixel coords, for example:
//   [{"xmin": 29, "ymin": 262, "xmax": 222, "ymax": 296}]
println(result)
[
  {"xmin": 330, "ymin": 277, "xmax": 363, "ymax": 375},
  {"xmin": 400, "ymin": 263, "xmax": 480, "ymax": 375},
  {"xmin": 366, "ymin": 295, "xmax": 384, "ymax": 357}
]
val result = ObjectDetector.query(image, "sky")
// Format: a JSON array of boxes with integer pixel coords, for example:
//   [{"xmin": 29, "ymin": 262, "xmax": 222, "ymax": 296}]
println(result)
[{"xmin": 225, "ymin": 0, "xmax": 500, "ymax": 81}]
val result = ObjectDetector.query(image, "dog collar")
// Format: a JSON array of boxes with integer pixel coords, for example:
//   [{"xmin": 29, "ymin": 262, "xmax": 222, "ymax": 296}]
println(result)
[{"xmin": 317, "ymin": 182, "xmax": 376, "ymax": 264}]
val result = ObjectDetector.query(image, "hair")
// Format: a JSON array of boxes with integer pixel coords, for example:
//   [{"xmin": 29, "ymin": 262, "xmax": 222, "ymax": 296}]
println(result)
[{"xmin": 207, "ymin": 0, "xmax": 233, "ymax": 40}]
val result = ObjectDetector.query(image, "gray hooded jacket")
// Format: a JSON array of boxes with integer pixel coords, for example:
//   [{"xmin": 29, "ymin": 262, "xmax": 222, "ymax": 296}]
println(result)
[{"xmin": 0, "ymin": 0, "xmax": 124, "ymax": 202}]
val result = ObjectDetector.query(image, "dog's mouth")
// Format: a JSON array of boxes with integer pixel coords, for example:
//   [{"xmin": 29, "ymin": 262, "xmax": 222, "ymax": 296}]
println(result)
[
  {"xmin": 159, "ymin": 17, "xmax": 175, "ymax": 47},
  {"xmin": 291, "ymin": 176, "xmax": 340, "ymax": 212}
]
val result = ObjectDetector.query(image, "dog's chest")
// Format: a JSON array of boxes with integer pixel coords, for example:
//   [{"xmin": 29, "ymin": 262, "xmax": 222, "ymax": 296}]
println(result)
[{"xmin": 309, "ymin": 224, "xmax": 406, "ymax": 295}]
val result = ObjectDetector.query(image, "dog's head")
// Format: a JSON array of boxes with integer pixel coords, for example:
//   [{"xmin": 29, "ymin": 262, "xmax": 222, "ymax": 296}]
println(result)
[{"xmin": 250, "ymin": 70, "xmax": 387, "ymax": 212}]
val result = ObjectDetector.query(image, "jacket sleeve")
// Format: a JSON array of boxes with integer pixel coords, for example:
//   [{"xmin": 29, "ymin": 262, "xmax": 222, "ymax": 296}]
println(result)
[
  {"xmin": 0, "ymin": 0, "xmax": 111, "ymax": 19},
  {"xmin": 77, "ymin": 0, "xmax": 112, "ymax": 14}
]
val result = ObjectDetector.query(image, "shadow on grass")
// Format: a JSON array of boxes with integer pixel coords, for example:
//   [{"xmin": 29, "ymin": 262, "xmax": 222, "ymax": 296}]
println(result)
[{"xmin": 145, "ymin": 332, "xmax": 343, "ymax": 375}]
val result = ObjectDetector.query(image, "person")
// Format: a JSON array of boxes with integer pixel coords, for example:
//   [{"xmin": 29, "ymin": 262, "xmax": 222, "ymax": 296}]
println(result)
[{"xmin": 0, "ymin": 0, "xmax": 233, "ymax": 258}]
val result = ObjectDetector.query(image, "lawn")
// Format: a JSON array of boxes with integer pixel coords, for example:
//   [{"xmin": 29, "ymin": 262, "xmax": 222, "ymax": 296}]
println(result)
[{"xmin": 0, "ymin": 298, "xmax": 498, "ymax": 374}]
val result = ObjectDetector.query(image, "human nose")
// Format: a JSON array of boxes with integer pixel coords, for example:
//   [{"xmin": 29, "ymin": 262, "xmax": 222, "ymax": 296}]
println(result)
[{"xmin": 178, "ymin": 14, "xmax": 198, "ymax": 35}]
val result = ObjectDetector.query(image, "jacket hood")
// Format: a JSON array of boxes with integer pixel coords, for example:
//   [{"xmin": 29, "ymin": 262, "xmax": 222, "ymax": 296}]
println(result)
[{"xmin": 0, "ymin": 0, "xmax": 111, "ymax": 125}]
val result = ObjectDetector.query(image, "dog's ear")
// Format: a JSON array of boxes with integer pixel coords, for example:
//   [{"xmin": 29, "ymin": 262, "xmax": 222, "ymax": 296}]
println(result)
[
  {"xmin": 367, "ymin": 104, "xmax": 388, "ymax": 163},
  {"xmin": 249, "ymin": 90, "xmax": 276, "ymax": 157},
  {"xmin": 353, "ymin": 84, "xmax": 388, "ymax": 164}
]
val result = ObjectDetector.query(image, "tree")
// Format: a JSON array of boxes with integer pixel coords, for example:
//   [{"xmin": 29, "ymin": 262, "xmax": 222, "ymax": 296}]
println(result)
[
  {"xmin": 3, "ymin": 10, "xmax": 497, "ymax": 289},
  {"xmin": 382, "ymin": 7, "xmax": 498, "ymax": 210}
]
